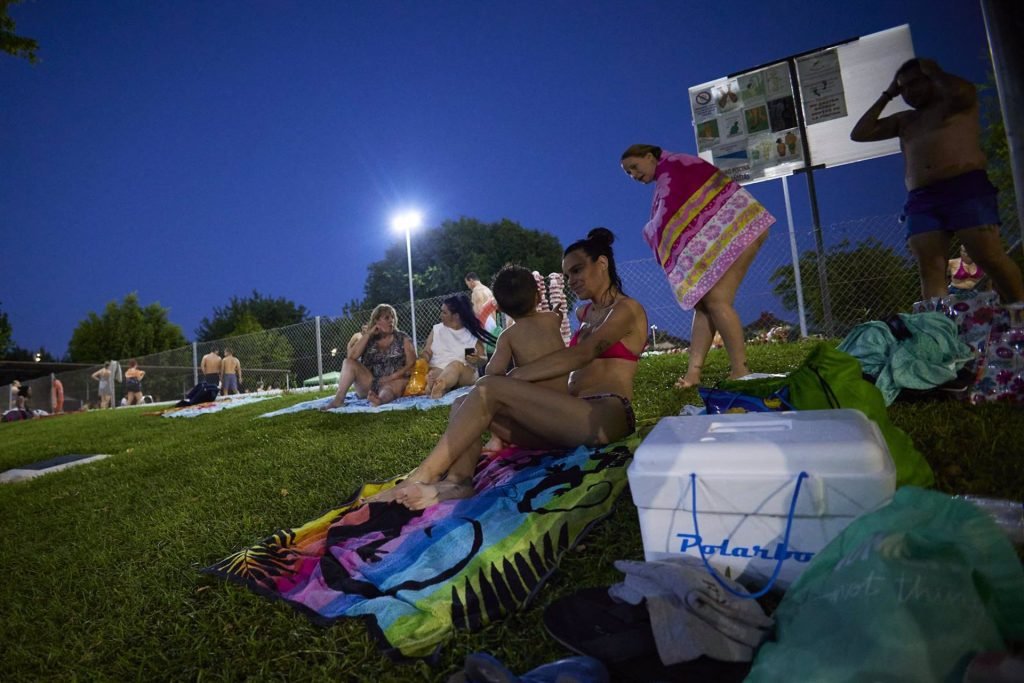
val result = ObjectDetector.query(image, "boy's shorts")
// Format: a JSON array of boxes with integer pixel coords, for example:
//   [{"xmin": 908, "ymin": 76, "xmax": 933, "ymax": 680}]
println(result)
[{"xmin": 902, "ymin": 169, "xmax": 1000, "ymax": 239}]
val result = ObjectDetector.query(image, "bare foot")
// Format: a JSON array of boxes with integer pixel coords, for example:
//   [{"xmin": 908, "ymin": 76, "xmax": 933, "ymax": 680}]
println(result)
[
  {"xmin": 320, "ymin": 397, "xmax": 343, "ymax": 411},
  {"xmin": 367, "ymin": 390, "xmax": 381, "ymax": 407},
  {"xmin": 429, "ymin": 383, "xmax": 446, "ymax": 400},
  {"xmin": 482, "ymin": 435, "xmax": 506, "ymax": 454},
  {"xmin": 674, "ymin": 369, "xmax": 702, "ymax": 389},
  {"xmin": 728, "ymin": 364, "xmax": 752, "ymax": 380},
  {"xmin": 396, "ymin": 480, "xmax": 474, "ymax": 510},
  {"xmin": 362, "ymin": 478, "xmax": 411, "ymax": 504}
]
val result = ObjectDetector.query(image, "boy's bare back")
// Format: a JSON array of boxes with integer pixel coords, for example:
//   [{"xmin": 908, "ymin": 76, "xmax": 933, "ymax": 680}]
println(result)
[{"xmin": 486, "ymin": 310, "xmax": 567, "ymax": 392}]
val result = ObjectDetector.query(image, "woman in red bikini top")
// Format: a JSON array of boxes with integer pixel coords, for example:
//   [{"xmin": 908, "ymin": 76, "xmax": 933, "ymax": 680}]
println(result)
[{"xmin": 380, "ymin": 227, "xmax": 649, "ymax": 510}]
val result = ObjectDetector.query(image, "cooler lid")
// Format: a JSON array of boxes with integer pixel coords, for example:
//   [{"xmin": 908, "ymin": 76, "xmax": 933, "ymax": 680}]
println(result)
[{"xmin": 632, "ymin": 409, "xmax": 891, "ymax": 475}]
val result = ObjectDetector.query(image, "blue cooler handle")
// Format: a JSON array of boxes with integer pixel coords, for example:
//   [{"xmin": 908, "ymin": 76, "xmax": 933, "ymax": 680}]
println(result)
[{"xmin": 688, "ymin": 471, "xmax": 809, "ymax": 600}]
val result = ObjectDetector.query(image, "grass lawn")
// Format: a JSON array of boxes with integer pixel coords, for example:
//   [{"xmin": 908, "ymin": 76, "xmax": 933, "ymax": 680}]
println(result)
[{"xmin": 1, "ymin": 340, "xmax": 1022, "ymax": 681}]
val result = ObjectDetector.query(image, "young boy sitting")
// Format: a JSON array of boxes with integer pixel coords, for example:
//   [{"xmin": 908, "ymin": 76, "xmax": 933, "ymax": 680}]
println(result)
[
  {"xmin": 479, "ymin": 264, "xmax": 569, "ymax": 454},
  {"xmin": 368, "ymin": 264, "xmax": 568, "ymax": 509}
]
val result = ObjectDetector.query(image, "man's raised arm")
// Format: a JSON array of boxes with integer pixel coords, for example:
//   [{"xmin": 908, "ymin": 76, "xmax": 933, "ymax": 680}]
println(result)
[{"xmin": 851, "ymin": 75, "xmax": 903, "ymax": 142}]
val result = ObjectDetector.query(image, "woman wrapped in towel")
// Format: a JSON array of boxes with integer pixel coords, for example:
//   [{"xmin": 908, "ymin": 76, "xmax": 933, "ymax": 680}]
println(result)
[
  {"xmin": 371, "ymin": 228, "xmax": 649, "ymax": 509},
  {"xmin": 621, "ymin": 144, "xmax": 775, "ymax": 389}
]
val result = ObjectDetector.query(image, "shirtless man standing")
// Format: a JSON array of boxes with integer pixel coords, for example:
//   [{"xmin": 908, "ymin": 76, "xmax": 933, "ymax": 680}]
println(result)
[
  {"xmin": 220, "ymin": 348, "xmax": 242, "ymax": 395},
  {"xmin": 851, "ymin": 58, "xmax": 1023, "ymax": 303},
  {"xmin": 200, "ymin": 346, "xmax": 222, "ymax": 387}
]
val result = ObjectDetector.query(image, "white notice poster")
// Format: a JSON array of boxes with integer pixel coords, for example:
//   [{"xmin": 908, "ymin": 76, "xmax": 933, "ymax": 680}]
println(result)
[{"xmin": 797, "ymin": 49, "xmax": 848, "ymax": 124}]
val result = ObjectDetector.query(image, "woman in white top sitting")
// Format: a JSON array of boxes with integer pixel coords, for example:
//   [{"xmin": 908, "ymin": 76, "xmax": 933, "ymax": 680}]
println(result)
[{"xmin": 422, "ymin": 294, "xmax": 496, "ymax": 399}]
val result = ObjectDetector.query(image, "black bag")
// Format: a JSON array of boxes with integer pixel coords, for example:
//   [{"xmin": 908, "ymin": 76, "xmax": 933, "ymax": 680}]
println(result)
[{"xmin": 176, "ymin": 382, "xmax": 219, "ymax": 407}]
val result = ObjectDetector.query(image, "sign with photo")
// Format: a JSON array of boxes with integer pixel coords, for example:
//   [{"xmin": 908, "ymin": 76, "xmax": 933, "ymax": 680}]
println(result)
[
  {"xmin": 696, "ymin": 118, "xmax": 720, "ymax": 151},
  {"xmin": 711, "ymin": 140, "xmax": 752, "ymax": 182},
  {"xmin": 687, "ymin": 25, "xmax": 913, "ymax": 184},
  {"xmin": 713, "ymin": 81, "xmax": 741, "ymax": 114}
]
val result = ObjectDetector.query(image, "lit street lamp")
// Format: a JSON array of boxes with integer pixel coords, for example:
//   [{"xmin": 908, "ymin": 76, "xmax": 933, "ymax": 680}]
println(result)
[{"xmin": 391, "ymin": 211, "xmax": 423, "ymax": 348}]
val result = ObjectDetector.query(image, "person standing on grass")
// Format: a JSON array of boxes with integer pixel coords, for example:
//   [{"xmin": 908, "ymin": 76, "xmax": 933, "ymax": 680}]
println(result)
[
  {"xmin": 124, "ymin": 359, "xmax": 145, "ymax": 406},
  {"xmin": 51, "ymin": 376, "xmax": 64, "ymax": 414},
  {"xmin": 620, "ymin": 144, "xmax": 774, "ymax": 389},
  {"xmin": 91, "ymin": 362, "xmax": 115, "ymax": 409},
  {"xmin": 850, "ymin": 58, "xmax": 1024, "ymax": 303},
  {"xmin": 220, "ymin": 348, "xmax": 242, "ymax": 395},
  {"xmin": 9, "ymin": 379, "xmax": 20, "ymax": 410},
  {"xmin": 200, "ymin": 346, "xmax": 222, "ymax": 387}
]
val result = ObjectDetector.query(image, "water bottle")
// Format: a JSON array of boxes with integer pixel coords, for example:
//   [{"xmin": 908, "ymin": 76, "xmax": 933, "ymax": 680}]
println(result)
[{"xmin": 955, "ymin": 495, "xmax": 1024, "ymax": 544}]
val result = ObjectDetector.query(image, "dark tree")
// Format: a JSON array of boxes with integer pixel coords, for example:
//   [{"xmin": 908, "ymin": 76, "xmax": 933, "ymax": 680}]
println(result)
[
  {"xmin": 770, "ymin": 238, "xmax": 919, "ymax": 335},
  {"xmin": 0, "ymin": 302, "xmax": 11, "ymax": 356},
  {"xmin": 1, "ymin": 0, "xmax": 39, "ymax": 63},
  {"xmin": 362, "ymin": 217, "xmax": 564, "ymax": 306},
  {"xmin": 196, "ymin": 291, "xmax": 310, "ymax": 342},
  {"xmin": 68, "ymin": 293, "xmax": 187, "ymax": 362}
]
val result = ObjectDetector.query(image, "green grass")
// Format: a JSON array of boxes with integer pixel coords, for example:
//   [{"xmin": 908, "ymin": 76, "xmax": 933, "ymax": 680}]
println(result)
[{"xmin": 1, "ymin": 340, "xmax": 1021, "ymax": 681}]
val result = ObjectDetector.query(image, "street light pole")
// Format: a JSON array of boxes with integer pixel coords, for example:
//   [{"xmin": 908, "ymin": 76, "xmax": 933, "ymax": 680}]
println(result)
[
  {"xmin": 403, "ymin": 225, "xmax": 418, "ymax": 349},
  {"xmin": 391, "ymin": 211, "xmax": 423, "ymax": 349}
]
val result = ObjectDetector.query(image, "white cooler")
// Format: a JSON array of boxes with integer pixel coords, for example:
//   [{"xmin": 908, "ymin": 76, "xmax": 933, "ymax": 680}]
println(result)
[{"xmin": 628, "ymin": 409, "xmax": 895, "ymax": 589}]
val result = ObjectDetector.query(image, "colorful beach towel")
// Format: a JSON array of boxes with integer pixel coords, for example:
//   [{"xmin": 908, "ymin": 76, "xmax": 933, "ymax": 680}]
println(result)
[
  {"xmin": 643, "ymin": 152, "xmax": 775, "ymax": 310},
  {"xmin": 202, "ymin": 438, "xmax": 636, "ymax": 659},
  {"xmin": 160, "ymin": 393, "xmax": 280, "ymax": 418},
  {"xmin": 257, "ymin": 386, "xmax": 473, "ymax": 418}
]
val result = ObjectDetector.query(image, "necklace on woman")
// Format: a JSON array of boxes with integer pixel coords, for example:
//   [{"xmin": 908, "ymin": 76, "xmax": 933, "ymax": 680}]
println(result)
[{"xmin": 590, "ymin": 289, "xmax": 619, "ymax": 314}]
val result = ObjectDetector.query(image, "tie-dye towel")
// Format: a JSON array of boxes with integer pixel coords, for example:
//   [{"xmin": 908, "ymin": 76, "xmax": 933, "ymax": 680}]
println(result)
[
  {"xmin": 160, "ymin": 393, "xmax": 281, "ymax": 418},
  {"xmin": 257, "ymin": 386, "xmax": 473, "ymax": 418},
  {"xmin": 202, "ymin": 438, "xmax": 636, "ymax": 659},
  {"xmin": 643, "ymin": 151, "xmax": 775, "ymax": 310}
]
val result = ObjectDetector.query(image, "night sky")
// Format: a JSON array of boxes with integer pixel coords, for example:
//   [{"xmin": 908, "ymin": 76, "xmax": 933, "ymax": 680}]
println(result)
[{"xmin": 0, "ymin": 0, "xmax": 997, "ymax": 355}]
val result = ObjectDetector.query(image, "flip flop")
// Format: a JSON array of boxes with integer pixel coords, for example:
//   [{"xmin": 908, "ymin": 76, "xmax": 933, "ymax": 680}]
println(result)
[{"xmin": 542, "ymin": 587, "xmax": 751, "ymax": 683}]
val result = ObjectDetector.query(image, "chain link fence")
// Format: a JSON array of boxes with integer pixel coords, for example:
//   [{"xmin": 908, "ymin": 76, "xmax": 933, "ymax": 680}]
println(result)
[{"xmin": 4, "ymin": 211, "xmax": 1020, "ymax": 415}]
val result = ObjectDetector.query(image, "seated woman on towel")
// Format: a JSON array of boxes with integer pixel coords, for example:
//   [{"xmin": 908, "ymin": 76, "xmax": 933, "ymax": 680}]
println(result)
[
  {"xmin": 322, "ymin": 304, "xmax": 416, "ymax": 409},
  {"xmin": 373, "ymin": 227, "xmax": 648, "ymax": 509},
  {"xmin": 421, "ymin": 294, "xmax": 497, "ymax": 399}
]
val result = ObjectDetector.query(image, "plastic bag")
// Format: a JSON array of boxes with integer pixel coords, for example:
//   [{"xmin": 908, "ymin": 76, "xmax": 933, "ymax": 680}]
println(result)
[
  {"xmin": 746, "ymin": 487, "xmax": 1024, "ymax": 682},
  {"xmin": 403, "ymin": 358, "xmax": 429, "ymax": 396},
  {"xmin": 698, "ymin": 386, "xmax": 792, "ymax": 415}
]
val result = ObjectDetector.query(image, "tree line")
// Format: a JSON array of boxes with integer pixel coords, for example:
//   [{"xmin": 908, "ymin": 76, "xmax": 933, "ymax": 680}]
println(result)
[{"xmin": 1, "ymin": 218, "xmax": 565, "ymax": 366}]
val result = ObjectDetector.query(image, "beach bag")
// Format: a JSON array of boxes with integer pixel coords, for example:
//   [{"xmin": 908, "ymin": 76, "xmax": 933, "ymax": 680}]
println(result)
[
  {"xmin": 402, "ymin": 358, "xmax": 429, "ymax": 396},
  {"xmin": 698, "ymin": 385, "xmax": 791, "ymax": 414},
  {"xmin": 746, "ymin": 487, "xmax": 1024, "ymax": 682},
  {"xmin": 176, "ymin": 382, "xmax": 219, "ymax": 407}
]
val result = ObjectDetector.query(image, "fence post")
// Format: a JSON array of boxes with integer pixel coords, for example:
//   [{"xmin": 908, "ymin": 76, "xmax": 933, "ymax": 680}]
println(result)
[
  {"xmin": 982, "ymin": 0, "xmax": 1024, "ymax": 247},
  {"xmin": 315, "ymin": 316, "xmax": 324, "ymax": 391},
  {"xmin": 782, "ymin": 176, "xmax": 809, "ymax": 338},
  {"xmin": 192, "ymin": 341, "xmax": 198, "ymax": 386}
]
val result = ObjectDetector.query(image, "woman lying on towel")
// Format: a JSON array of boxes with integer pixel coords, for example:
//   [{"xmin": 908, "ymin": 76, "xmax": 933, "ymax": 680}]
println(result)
[{"xmin": 371, "ymin": 227, "xmax": 649, "ymax": 509}]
